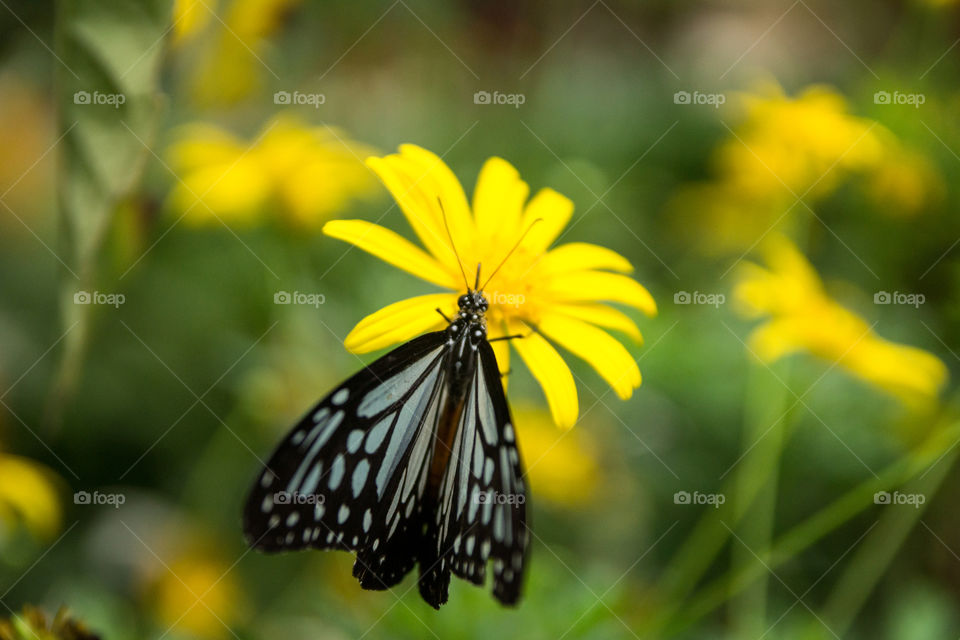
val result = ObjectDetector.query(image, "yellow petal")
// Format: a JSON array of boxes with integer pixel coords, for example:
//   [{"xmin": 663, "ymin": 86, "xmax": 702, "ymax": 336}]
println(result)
[
  {"xmin": 486, "ymin": 319, "xmax": 512, "ymax": 390},
  {"xmin": 366, "ymin": 155, "xmax": 455, "ymax": 269},
  {"xmin": 537, "ymin": 242, "xmax": 634, "ymax": 275},
  {"xmin": 549, "ymin": 303, "xmax": 643, "ymax": 343},
  {"xmin": 345, "ymin": 294, "xmax": 457, "ymax": 354},
  {"xmin": 397, "ymin": 144, "xmax": 474, "ymax": 244},
  {"xmin": 520, "ymin": 188, "xmax": 574, "ymax": 253},
  {"xmin": 323, "ymin": 220, "xmax": 456, "ymax": 288},
  {"xmin": 473, "ymin": 157, "xmax": 529, "ymax": 247},
  {"xmin": 546, "ymin": 271, "xmax": 657, "ymax": 316},
  {"xmin": 508, "ymin": 319, "xmax": 579, "ymax": 429},
  {"xmin": 538, "ymin": 313, "xmax": 640, "ymax": 400}
]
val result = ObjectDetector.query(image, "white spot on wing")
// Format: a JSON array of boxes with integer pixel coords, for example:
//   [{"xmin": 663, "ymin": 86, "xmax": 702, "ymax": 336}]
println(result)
[
  {"xmin": 347, "ymin": 430, "xmax": 364, "ymax": 453},
  {"xmin": 352, "ymin": 459, "xmax": 370, "ymax": 498},
  {"xmin": 329, "ymin": 454, "xmax": 345, "ymax": 490},
  {"xmin": 332, "ymin": 388, "xmax": 349, "ymax": 405}
]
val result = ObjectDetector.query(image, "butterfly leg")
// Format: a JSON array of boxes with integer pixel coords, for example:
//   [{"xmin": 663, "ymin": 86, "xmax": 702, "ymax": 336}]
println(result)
[
  {"xmin": 488, "ymin": 333, "xmax": 529, "ymax": 343},
  {"xmin": 435, "ymin": 308, "xmax": 453, "ymax": 323}
]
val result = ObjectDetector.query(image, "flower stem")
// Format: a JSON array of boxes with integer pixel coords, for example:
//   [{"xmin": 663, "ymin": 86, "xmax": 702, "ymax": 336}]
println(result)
[
  {"xmin": 730, "ymin": 358, "xmax": 794, "ymax": 638},
  {"xmin": 650, "ymin": 418, "xmax": 960, "ymax": 637}
]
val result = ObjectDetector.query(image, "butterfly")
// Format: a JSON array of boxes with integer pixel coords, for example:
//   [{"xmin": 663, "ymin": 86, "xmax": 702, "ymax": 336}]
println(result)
[{"xmin": 243, "ymin": 217, "xmax": 534, "ymax": 609}]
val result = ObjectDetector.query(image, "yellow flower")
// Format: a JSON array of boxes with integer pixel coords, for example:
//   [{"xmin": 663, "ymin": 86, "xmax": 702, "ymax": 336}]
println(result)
[
  {"xmin": 866, "ymin": 149, "xmax": 944, "ymax": 217},
  {"xmin": 172, "ymin": 0, "xmax": 215, "ymax": 44},
  {"xmin": 167, "ymin": 115, "xmax": 378, "ymax": 228},
  {"xmin": 674, "ymin": 81, "xmax": 940, "ymax": 253},
  {"xmin": 512, "ymin": 406, "xmax": 599, "ymax": 506},
  {"xmin": 718, "ymin": 82, "xmax": 885, "ymax": 199},
  {"xmin": 0, "ymin": 453, "xmax": 61, "ymax": 541},
  {"xmin": 734, "ymin": 235, "xmax": 947, "ymax": 406},
  {"xmin": 324, "ymin": 145, "xmax": 656, "ymax": 428},
  {"xmin": 179, "ymin": 0, "xmax": 303, "ymax": 104},
  {"xmin": 150, "ymin": 554, "xmax": 244, "ymax": 640}
]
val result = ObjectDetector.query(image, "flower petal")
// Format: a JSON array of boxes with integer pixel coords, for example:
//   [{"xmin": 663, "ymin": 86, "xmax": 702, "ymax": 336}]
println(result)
[
  {"xmin": 397, "ymin": 144, "xmax": 474, "ymax": 239},
  {"xmin": 545, "ymin": 271, "xmax": 657, "ymax": 317},
  {"xmin": 344, "ymin": 293, "xmax": 457, "ymax": 354},
  {"xmin": 537, "ymin": 242, "xmax": 634, "ymax": 276},
  {"xmin": 520, "ymin": 188, "xmax": 574, "ymax": 253},
  {"xmin": 323, "ymin": 219, "xmax": 456, "ymax": 288},
  {"xmin": 366, "ymin": 155, "xmax": 457, "ymax": 270},
  {"xmin": 473, "ymin": 157, "xmax": 529, "ymax": 248},
  {"xmin": 508, "ymin": 319, "xmax": 578, "ymax": 429},
  {"xmin": 486, "ymin": 319, "xmax": 512, "ymax": 390},
  {"xmin": 537, "ymin": 313, "xmax": 641, "ymax": 400},
  {"xmin": 549, "ymin": 303, "xmax": 643, "ymax": 343}
]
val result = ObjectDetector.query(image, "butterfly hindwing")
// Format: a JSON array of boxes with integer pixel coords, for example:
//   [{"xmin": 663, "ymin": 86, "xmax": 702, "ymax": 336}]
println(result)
[
  {"xmin": 243, "ymin": 331, "xmax": 448, "ymax": 581},
  {"xmin": 419, "ymin": 339, "xmax": 529, "ymax": 607}
]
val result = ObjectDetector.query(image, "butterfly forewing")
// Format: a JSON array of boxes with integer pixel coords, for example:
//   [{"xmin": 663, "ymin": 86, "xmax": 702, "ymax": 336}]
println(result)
[{"xmin": 243, "ymin": 332, "xmax": 447, "ymax": 570}]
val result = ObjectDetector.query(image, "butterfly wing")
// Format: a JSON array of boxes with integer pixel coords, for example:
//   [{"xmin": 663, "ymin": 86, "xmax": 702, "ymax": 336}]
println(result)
[
  {"xmin": 243, "ymin": 331, "xmax": 449, "ymax": 589},
  {"xmin": 418, "ymin": 339, "xmax": 529, "ymax": 607}
]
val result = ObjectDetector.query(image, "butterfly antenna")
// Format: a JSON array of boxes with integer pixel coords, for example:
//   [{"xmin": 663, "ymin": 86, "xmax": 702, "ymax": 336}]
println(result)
[
  {"xmin": 438, "ymin": 197, "xmax": 470, "ymax": 292},
  {"xmin": 479, "ymin": 218, "xmax": 543, "ymax": 291}
]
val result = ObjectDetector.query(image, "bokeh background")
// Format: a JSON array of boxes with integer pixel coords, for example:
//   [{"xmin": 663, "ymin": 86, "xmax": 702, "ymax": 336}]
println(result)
[{"xmin": 1, "ymin": 0, "xmax": 960, "ymax": 638}]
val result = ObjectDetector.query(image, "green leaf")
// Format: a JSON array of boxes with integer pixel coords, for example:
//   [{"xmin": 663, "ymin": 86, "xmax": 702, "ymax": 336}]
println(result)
[{"xmin": 48, "ymin": 0, "xmax": 171, "ymax": 425}]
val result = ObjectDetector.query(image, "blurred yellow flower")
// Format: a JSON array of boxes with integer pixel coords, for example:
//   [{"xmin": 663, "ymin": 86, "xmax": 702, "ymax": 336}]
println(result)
[
  {"xmin": 167, "ymin": 115, "xmax": 378, "ymax": 228},
  {"xmin": 324, "ymin": 145, "xmax": 656, "ymax": 428},
  {"xmin": 866, "ymin": 149, "xmax": 944, "ymax": 217},
  {"xmin": 718, "ymin": 83, "xmax": 885, "ymax": 199},
  {"xmin": 178, "ymin": 0, "xmax": 303, "ymax": 104},
  {"xmin": 172, "ymin": 0, "xmax": 215, "ymax": 44},
  {"xmin": 150, "ymin": 553, "xmax": 244, "ymax": 640},
  {"xmin": 513, "ymin": 406, "xmax": 599, "ymax": 506},
  {"xmin": 675, "ymin": 82, "xmax": 941, "ymax": 252},
  {"xmin": 0, "ymin": 453, "xmax": 61, "ymax": 541},
  {"xmin": 734, "ymin": 235, "xmax": 947, "ymax": 406}
]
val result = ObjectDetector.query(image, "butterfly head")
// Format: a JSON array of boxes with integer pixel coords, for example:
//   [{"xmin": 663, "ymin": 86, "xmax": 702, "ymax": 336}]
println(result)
[
  {"xmin": 457, "ymin": 291, "xmax": 488, "ymax": 315},
  {"xmin": 448, "ymin": 290, "xmax": 488, "ymax": 347}
]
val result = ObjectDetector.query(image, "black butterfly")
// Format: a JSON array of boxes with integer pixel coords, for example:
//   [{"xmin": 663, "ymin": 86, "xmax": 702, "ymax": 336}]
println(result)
[{"xmin": 243, "ymin": 266, "xmax": 530, "ymax": 608}]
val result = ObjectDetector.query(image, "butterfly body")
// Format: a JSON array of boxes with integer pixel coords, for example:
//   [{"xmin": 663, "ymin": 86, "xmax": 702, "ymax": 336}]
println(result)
[{"xmin": 243, "ymin": 289, "xmax": 529, "ymax": 609}]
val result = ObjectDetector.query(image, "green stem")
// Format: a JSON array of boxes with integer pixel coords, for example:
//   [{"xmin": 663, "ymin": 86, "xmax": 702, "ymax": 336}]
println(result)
[
  {"xmin": 817, "ymin": 441, "xmax": 958, "ymax": 636},
  {"xmin": 730, "ymin": 358, "xmax": 794, "ymax": 638},
  {"xmin": 643, "ymin": 419, "xmax": 960, "ymax": 637},
  {"xmin": 656, "ymin": 363, "xmax": 799, "ymax": 625}
]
